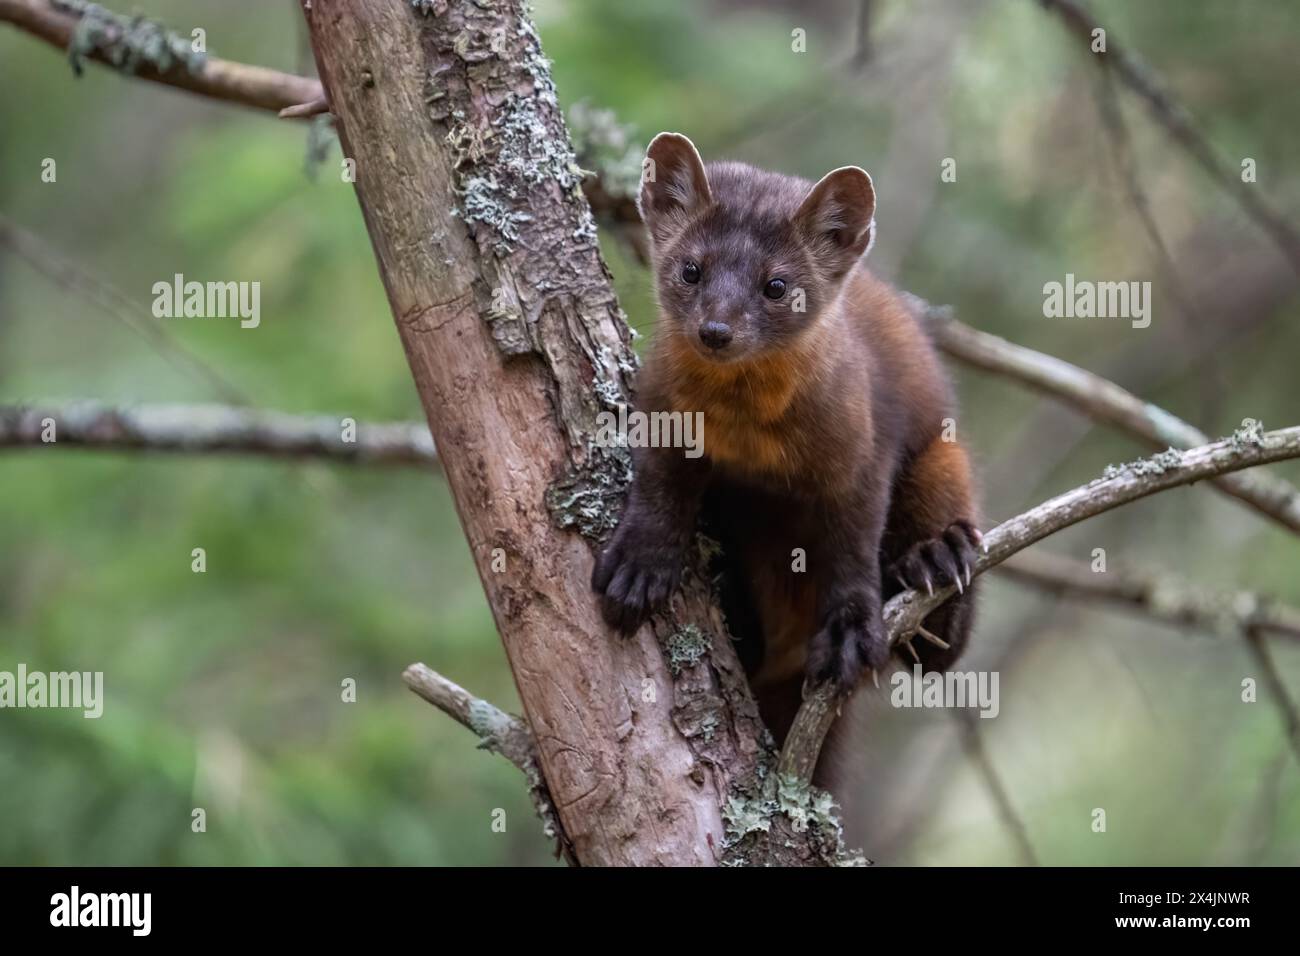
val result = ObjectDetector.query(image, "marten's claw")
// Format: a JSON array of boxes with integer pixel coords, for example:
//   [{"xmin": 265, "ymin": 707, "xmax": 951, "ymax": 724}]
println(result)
[
  {"xmin": 888, "ymin": 519, "xmax": 981, "ymax": 597},
  {"xmin": 807, "ymin": 598, "xmax": 890, "ymax": 689},
  {"xmin": 591, "ymin": 528, "xmax": 683, "ymax": 635}
]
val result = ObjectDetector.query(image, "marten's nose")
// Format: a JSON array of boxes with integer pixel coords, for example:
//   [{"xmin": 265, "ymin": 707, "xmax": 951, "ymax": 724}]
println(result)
[{"xmin": 699, "ymin": 321, "xmax": 733, "ymax": 350}]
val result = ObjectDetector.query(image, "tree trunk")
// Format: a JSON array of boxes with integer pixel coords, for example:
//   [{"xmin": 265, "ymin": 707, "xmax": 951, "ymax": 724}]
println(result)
[{"xmin": 300, "ymin": 0, "xmax": 851, "ymax": 866}]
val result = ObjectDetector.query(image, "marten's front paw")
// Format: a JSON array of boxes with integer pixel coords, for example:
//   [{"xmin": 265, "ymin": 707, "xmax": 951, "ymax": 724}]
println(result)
[
  {"xmin": 888, "ymin": 520, "xmax": 982, "ymax": 596},
  {"xmin": 807, "ymin": 597, "xmax": 890, "ymax": 688},
  {"xmin": 591, "ymin": 519, "xmax": 686, "ymax": 635}
]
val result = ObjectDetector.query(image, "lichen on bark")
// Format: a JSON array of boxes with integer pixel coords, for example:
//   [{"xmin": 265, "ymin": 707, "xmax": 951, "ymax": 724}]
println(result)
[
  {"xmin": 1102, "ymin": 446, "xmax": 1184, "ymax": 480},
  {"xmin": 721, "ymin": 764, "xmax": 870, "ymax": 867},
  {"xmin": 52, "ymin": 0, "xmax": 206, "ymax": 77},
  {"xmin": 415, "ymin": 0, "xmax": 636, "ymax": 479}
]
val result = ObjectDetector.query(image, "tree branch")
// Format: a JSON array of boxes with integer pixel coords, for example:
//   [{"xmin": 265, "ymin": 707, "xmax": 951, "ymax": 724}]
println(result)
[
  {"xmin": 999, "ymin": 550, "xmax": 1300, "ymax": 641},
  {"xmin": 955, "ymin": 709, "xmax": 1039, "ymax": 866},
  {"xmin": 0, "ymin": 2, "xmax": 643, "ymax": 230},
  {"xmin": 918, "ymin": 300, "xmax": 1300, "ymax": 535},
  {"xmin": 781, "ymin": 423, "xmax": 1300, "ymax": 783},
  {"xmin": 401, "ymin": 663, "xmax": 575, "ymax": 863},
  {"xmin": 0, "ymin": 0, "xmax": 325, "ymax": 115},
  {"xmin": 0, "ymin": 215, "xmax": 251, "ymax": 406},
  {"xmin": 1037, "ymin": 0, "xmax": 1300, "ymax": 273},
  {"xmin": 1242, "ymin": 630, "xmax": 1300, "ymax": 767},
  {"xmin": 0, "ymin": 401, "xmax": 437, "ymax": 467},
  {"xmin": 1001, "ymin": 551, "xmax": 1300, "ymax": 765}
]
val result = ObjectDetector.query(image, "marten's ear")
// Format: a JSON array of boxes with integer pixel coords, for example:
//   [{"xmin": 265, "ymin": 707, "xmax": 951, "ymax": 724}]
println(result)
[
  {"xmin": 639, "ymin": 132, "xmax": 712, "ymax": 243},
  {"xmin": 795, "ymin": 166, "xmax": 876, "ymax": 278}
]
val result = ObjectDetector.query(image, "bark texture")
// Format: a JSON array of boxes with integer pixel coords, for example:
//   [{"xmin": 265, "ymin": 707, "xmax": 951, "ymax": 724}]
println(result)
[{"xmin": 301, "ymin": 0, "xmax": 848, "ymax": 866}]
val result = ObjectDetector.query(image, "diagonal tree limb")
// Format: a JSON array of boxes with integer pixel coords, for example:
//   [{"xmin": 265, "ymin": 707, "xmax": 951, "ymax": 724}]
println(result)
[
  {"xmin": 0, "ymin": 215, "xmax": 252, "ymax": 407},
  {"xmin": 0, "ymin": 2, "xmax": 642, "ymax": 227},
  {"xmin": 779, "ymin": 424, "xmax": 1300, "ymax": 784},
  {"xmin": 401, "ymin": 663, "xmax": 575, "ymax": 863},
  {"xmin": 1001, "ymin": 551, "xmax": 1300, "ymax": 766},
  {"xmin": 954, "ymin": 708, "xmax": 1039, "ymax": 866},
  {"xmin": 918, "ymin": 300, "xmax": 1300, "ymax": 535},
  {"xmin": 0, "ymin": 0, "xmax": 325, "ymax": 115},
  {"xmin": 999, "ymin": 550, "xmax": 1300, "ymax": 641}
]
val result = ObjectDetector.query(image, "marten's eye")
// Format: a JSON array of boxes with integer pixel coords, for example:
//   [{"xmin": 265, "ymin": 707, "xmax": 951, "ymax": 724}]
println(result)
[
  {"xmin": 763, "ymin": 278, "xmax": 787, "ymax": 300},
  {"xmin": 681, "ymin": 261, "xmax": 701, "ymax": 284}
]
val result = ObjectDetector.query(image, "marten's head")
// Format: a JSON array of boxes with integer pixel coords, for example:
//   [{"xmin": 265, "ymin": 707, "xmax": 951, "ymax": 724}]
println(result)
[{"xmin": 638, "ymin": 132, "xmax": 875, "ymax": 365}]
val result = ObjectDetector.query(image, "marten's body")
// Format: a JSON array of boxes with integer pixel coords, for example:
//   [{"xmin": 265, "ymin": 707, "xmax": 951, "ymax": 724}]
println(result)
[{"xmin": 592, "ymin": 135, "xmax": 979, "ymax": 786}]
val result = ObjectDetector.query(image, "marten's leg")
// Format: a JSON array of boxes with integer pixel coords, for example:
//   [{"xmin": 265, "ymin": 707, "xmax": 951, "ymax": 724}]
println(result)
[
  {"xmin": 807, "ymin": 466, "xmax": 894, "ymax": 688},
  {"xmin": 593, "ymin": 445, "xmax": 712, "ymax": 634},
  {"xmin": 882, "ymin": 436, "xmax": 980, "ymax": 670}
]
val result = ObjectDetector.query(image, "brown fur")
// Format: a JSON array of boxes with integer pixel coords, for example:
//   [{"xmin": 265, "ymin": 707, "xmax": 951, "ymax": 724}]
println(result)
[{"xmin": 592, "ymin": 134, "xmax": 980, "ymax": 794}]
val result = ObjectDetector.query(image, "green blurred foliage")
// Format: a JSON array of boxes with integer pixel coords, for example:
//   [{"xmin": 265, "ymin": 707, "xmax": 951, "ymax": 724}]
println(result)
[{"xmin": 1, "ymin": 0, "xmax": 1297, "ymax": 865}]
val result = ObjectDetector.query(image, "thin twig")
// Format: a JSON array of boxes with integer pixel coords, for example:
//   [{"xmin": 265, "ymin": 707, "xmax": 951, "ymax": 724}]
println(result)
[
  {"xmin": 955, "ymin": 709, "xmax": 1039, "ymax": 866},
  {"xmin": 279, "ymin": 96, "xmax": 330, "ymax": 119},
  {"xmin": 1242, "ymin": 630, "xmax": 1300, "ymax": 766},
  {"xmin": 401, "ymin": 663, "xmax": 575, "ymax": 863},
  {"xmin": 1037, "ymin": 0, "xmax": 1300, "ymax": 273},
  {"xmin": 850, "ymin": 0, "xmax": 874, "ymax": 68},
  {"xmin": 0, "ymin": 216, "xmax": 252, "ymax": 407},
  {"xmin": 1089, "ymin": 59, "xmax": 1223, "ymax": 415}
]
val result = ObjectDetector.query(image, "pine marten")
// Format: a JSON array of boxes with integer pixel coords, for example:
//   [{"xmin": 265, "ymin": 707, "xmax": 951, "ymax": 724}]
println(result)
[{"xmin": 592, "ymin": 132, "xmax": 980, "ymax": 774}]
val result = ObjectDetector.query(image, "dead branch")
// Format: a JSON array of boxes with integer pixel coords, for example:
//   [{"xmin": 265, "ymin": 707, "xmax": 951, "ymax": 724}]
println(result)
[
  {"xmin": 401, "ymin": 663, "xmax": 574, "ymax": 861},
  {"xmin": 999, "ymin": 550, "xmax": 1300, "ymax": 641},
  {"xmin": 0, "ymin": 0, "xmax": 324, "ymax": 115},
  {"xmin": 32, "ymin": 296, "xmax": 1300, "ymax": 545},
  {"xmin": 955, "ymin": 709, "xmax": 1039, "ymax": 866},
  {"xmin": 1002, "ymin": 550, "xmax": 1300, "ymax": 765},
  {"xmin": 0, "ymin": 2, "xmax": 641, "ymax": 230},
  {"xmin": 0, "ymin": 401, "xmax": 437, "ymax": 467},
  {"xmin": 920, "ymin": 301, "xmax": 1300, "ymax": 535}
]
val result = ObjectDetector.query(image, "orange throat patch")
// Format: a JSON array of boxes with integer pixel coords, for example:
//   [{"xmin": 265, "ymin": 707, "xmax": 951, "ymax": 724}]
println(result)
[{"xmin": 661, "ymin": 331, "xmax": 829, "ymax": 480}]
